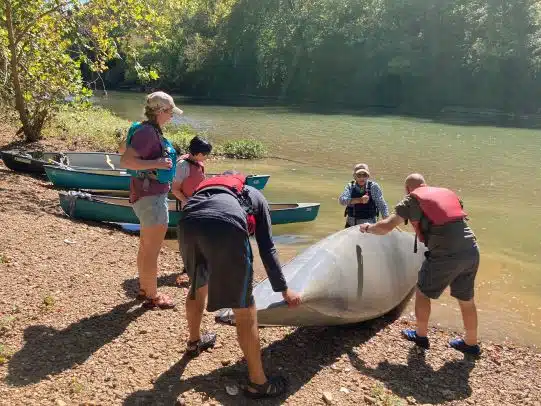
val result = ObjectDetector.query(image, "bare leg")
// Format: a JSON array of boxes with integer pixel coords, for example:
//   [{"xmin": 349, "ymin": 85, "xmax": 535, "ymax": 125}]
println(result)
[
  {"xmin": 458, "ymin": 298, "xmax": 478, "ymax": 345},
  {"xmin": 138, "ymin": 224, "xmax": 167, "ymax": 298},
  {"xmin": 415, "ymin": 288, "xmax": 431, "ymax": 337},
  {"xmin": 186, "ymin": 285, "xmax": 208, "ymax": 342},
  {"xmin": 233, "ymin": 305, "xmax": 266, "ymax": 386}
]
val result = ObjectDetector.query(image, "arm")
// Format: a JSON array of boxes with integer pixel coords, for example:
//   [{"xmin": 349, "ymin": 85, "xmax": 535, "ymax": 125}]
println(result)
[
  {"xmin": 120, "ymin": 146, "xmax": 167, "ymax": 170},
  {"xmin": 360, "ymin": 213, "xmax": 404, "ymax": 235},
  {"xmin": 370, "ymin": 182, "xmax": 390, "ymax": 218},
  {"xmin": 171, "ymin": 183, "xmax": 188, "ymax": 204},
  {"xmin": 253, "ymin": 195, "xmax": 287, "ymax": 292},
  {"xmin": 171, "ymin": 161, "xmax": 190, "ymax": 204},
  {"xmin": 339, "ymin": 183, "xmax": 362, "ymax": 206},
  {"xmin": 253, "ymin": 195, "xmax": 301, "ymax": 306}
]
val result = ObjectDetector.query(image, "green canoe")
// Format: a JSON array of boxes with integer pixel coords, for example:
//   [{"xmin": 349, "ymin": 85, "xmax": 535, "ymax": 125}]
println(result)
[
  {"xmin": 44, "ymin": 165, "xmax": 270, "ymax": 191},
  {"xmin": 58, "ymin": 191, "xmax": 320, "ymax": 229}
]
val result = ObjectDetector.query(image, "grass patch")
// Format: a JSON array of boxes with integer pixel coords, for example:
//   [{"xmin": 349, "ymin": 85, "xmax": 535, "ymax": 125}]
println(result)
[
  {"xmin": 370, "ymin": 383, "xmax": 405, "ymax": 406},
  {"xmin": 0, "ymin": 343, "xmax": 15, "ymax": 365},
  {"xmin": 220, "ymin": 139, "xmax": 267, "ymax": 159},
  {"xmin": 42, "ymin": 294, "xmax": 56, "ymax": 311},
  {"xmin": 43, "ymin": 105, "xmax": 129, "ymax": 151},
  {"xmin": 70, "ymin": 377, "xmax": 85, "ymax": 394},
  {"xmin": 0, "ymin": 253, "xmax": 8, "ymax": 264},
  {"xmin": 0, "ymin": 315, "xmax": 16, "ymax": 336},
  {"xmin": 42, "ymin": 106, "xmax": 266, "ymax": 158}
]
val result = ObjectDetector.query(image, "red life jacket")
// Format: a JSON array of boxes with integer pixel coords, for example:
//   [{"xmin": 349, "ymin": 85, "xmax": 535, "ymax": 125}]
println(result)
[
  {"xmin": 193, "ymin": 174, "xmax": 257, "ymax": 235},
  {"xmin": 409, "ymin": 186, "xmax": 467, "ymax": 243},
  {"xmin": 178, "ymin": 154, "xmax": 205, "ymax": 197}
]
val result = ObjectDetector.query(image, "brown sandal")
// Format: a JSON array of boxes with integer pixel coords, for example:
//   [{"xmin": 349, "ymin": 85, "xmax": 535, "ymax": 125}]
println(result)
[{"xmin": 138, "ymin": 290, "xmax": 175, "ymax": 310}]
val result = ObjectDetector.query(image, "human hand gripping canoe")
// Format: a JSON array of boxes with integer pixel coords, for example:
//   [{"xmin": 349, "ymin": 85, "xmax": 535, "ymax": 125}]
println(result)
[{"xmin": 282, "ymin": 289, "xmax": 302, "ymax": 307}]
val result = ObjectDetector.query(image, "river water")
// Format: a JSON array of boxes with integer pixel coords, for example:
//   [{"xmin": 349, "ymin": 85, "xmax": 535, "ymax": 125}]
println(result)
[{"xmin": 96, "ymin": 91, "xmax": 541, "ymax": 348}]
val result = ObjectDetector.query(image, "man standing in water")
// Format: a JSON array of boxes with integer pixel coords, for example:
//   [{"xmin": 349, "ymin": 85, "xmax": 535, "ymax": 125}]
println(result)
[
  {"xmin": 359, "ymin": 173, "xmax": 481, "ymax": 355},
  {"xmin": 339, "ymin": 163, "xmax": 389, "ymax": 227},
  {"xmin": 177, "ymin": 171, "xmax": 301, "ymax": 399}
]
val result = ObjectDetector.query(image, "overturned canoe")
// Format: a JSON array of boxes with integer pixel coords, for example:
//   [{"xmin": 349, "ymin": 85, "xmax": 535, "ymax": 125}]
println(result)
[
  {"xmin": 44, "ymin": 165, "xmax": 270, "ymax": 191},
  {"xmin": 216, "ymin": 226, "xmax": 426, "ymax": 327},
  {"xmin": 0, "ymin": 150, "xmax": 120, "ymax": 173},
  {"xmin": 58, "ymin": 191, "xmax": 320, "ymax": 228},
  {"xmin": 0, "ymin": 150, "xmax": 67, "ymax": 174}
]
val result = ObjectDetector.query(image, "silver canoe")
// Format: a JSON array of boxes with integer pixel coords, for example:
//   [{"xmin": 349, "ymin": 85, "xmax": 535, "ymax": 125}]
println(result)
[{"xmin": 216, "ymin": 227, "xmax": 427, "ymax": 326}]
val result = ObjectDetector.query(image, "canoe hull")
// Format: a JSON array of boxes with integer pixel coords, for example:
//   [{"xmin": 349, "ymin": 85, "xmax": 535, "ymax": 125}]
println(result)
[
  {"xmin": 45, "ymin": 165, "xmax": 131, "ymax": 190},
  {"xmin": 45, "ymin": 165, "xmax": 270, "ymax": 191},
  {"xmin": 216, "ymin": 227, "xmax": 426, "ymax": 327},
  {"xmin": 58, "ymin": 192, "xmax": 319, "ymax": 228},
  {"xmin": 0, "ymin": 151, "xmax": 121, "ymax": 173},
  {"xmin": 0, "ymin": 150, "xmax": 62, "ymax": 174}
]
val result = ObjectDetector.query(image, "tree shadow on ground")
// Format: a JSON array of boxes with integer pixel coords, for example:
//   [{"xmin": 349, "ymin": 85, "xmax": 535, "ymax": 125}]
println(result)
[
  {"xmin": 6, "ymin": 300, "xmax": 146, "ymax": 386},
  {"xmin": 123, "ymin": 313, "xmax": 400, "ymax": 406},
  {"xmin": 348, "ymin": 345, "xmax": 477, "ymax": 404}
]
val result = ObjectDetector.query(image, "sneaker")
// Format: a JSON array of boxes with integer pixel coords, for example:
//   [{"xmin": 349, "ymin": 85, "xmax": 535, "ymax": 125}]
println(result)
[
  {"xmin": 449, "ymin": 338, "xmax": 481, "ymax": 356},
  {"xmin": 401, "ymin": 329, "xmax": 430, "ymax": 350}
]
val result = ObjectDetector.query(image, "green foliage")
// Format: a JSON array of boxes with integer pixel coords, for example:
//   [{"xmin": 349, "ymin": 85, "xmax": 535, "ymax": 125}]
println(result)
[
  {"xmin": 370, "ymin": 383, "xmax": 405, "ymax": 406},
  {"xmin": 0, "ymin": 0, "xmax": 162, "ymax": 142},
  {"xmin": 42, "ymin": 105, "xmax": 266, "ymax": 159},
  {"xmin": 43, "ymin": 106, "xmax": 129, "ymax": 151},
  {"xmin": 42, "ymin": 294, "xmax": 56, "ymax": 310},
  {"xmin": 113, "ymin": 0, "xmax": 541, "ymax": 114},
  {"xmin": 166, "ymin": 125, "xmax": 200, "ymax": 154},
  {"xmin": 221, "ymin": 139, "xmax": 267, "ymax": 159},
  {"xmin": 0, "ymin": 344, "xmax": 14, "ymax": 366}
]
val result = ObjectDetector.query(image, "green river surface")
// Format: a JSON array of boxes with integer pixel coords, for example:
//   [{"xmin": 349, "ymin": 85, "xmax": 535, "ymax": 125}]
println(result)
[{"xmin": 96, "ymin": 91, "xmax": 541, "ymax": 348}]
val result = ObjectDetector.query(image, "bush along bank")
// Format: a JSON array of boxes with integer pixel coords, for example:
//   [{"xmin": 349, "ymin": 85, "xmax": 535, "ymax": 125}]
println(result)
[{"xmin": 41, "ymin": 106, "xmax": 268, "ymax": 159}]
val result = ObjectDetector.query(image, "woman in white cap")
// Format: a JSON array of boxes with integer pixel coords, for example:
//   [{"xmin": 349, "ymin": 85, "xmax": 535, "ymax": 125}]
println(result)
[{"xmin": 120, "ymin": 91, "xmax": 183, "ymax": 309}]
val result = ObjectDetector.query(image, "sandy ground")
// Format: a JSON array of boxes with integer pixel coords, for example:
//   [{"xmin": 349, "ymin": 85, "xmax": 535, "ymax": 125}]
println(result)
[{"xmin": 1, "ymin": 128, "xmax": 540, "ymax": 406}]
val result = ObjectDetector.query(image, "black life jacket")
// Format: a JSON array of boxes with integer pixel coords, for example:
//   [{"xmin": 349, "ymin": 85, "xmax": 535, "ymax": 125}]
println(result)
[{"xmin": 345, "ymin": 180, "xmax": 379, "ymax": 219}]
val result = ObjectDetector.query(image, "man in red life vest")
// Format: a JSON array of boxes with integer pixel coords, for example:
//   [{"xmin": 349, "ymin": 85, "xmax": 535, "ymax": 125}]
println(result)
[
  {"xmin": 177, "ymin": 170, "xmax": 301, "ymax": 399},
  {"xmin": 359, "ymin": 173, "xmax": 481, "ymax": 355}
]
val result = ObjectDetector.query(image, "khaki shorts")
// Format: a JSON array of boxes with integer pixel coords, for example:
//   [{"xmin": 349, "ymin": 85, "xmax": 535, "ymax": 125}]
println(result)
[{"xmin": 417, "ymin": 246, "xmax": 480, "ymax": 301}]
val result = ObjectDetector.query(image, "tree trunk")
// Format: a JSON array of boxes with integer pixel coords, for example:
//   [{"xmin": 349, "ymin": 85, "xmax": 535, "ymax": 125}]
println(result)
[
  {"xmin": 279, "ymin": 40, "xmax": 303, "ymax": 101},
  {"xmin": 4, "ymin": 0, "xmax": 40, "ymax": 142}
]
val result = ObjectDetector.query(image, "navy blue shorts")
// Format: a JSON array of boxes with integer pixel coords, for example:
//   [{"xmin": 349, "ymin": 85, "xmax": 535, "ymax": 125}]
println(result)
[{"xmin": 177, "ymin": 218, "xmax": 254, "ymax": 311}]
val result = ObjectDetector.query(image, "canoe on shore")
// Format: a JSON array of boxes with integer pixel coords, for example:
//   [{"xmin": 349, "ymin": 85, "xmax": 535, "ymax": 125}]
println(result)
[
  {"xmin": 58, "ymin": 191, "xmax": 320, "ymax": 229},
  {"xmin": 216, "ymin": 227, "xmax": 426, "ymax": 327},
  {"xmin": 44, "ymin": 165, "xmax": 270, "ymax": 191},
  {"xmin": 0, "ymin": 150, "xmax": 121, "ymax": 173}
]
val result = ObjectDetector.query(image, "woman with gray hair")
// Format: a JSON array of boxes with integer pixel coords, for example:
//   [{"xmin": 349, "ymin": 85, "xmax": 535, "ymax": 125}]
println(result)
[{"xmin": 120, "ymin": 91, "xmax": 182, "ymax": 309}]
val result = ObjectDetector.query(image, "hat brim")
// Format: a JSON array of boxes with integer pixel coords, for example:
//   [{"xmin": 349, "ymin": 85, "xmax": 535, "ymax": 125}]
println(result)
[
  {"xmin": 172, "ymin": 106, "xmax": 183, "ymax": 116},
  {"xmin": 354, "ymin": 170, "xmax": 370, "ymax": 177}
]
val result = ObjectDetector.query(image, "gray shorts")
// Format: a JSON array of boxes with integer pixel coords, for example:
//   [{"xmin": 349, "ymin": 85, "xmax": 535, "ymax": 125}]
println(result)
[
  {"xmin": 177, "ymin": 218, "xmax": 254, "ymax": 312},
  {"xmin": 132, "ymin": 193, "xmax": 169, "ymax": 227},
  {"xmin": 418, "ymin": 246, "xmax": 480, "ymax": 301}
]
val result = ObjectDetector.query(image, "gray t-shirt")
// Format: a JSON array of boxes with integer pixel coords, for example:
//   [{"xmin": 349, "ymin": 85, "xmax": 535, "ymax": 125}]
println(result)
[{"xmin": 182, "ymin": 185, "xmax": 287, "ymax": 292}]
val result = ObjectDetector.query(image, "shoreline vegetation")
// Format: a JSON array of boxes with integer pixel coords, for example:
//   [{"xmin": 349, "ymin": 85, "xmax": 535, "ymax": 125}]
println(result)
[{"xmin": 1, "ymin": 104, "xmax": 268, "ymax": 160}]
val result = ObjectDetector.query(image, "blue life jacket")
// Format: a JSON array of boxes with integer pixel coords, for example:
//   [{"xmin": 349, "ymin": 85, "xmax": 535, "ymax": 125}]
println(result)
[{"xmin": 125, "ymin": 121, "xmax": 177, "ymax": 185}]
